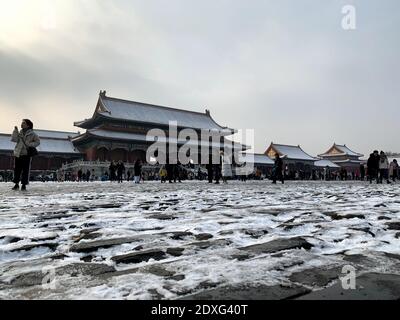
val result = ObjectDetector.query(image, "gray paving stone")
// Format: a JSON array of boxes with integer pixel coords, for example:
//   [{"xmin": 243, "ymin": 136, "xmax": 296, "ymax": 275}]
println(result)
[{"xmin": 297, "ymin": 273, "xmax": 400, "ymax": 300}]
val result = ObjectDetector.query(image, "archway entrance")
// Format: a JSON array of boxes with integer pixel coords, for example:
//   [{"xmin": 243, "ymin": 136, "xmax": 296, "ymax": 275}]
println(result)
[
  {"xmin": 97, "ymin": 147, "xmax": 109, "ymax": 161},
  {"xmin": 110, "ymin": 148, "xmax": 128, "ymax": 162},
  {"xmin": 128, "ymin": 150, "xmax": 146, "ymax": 163}
]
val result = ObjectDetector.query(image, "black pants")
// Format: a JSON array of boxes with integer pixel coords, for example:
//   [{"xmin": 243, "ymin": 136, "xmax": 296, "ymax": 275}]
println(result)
[
  {"xmin": 13, "ymin": 156, "xmax": 31, "ymax": 186},
  {"xmin": 368, "ymin": 168, "xmax": 378, "ymax": 183},
  {"xmin": 273, "ymin": 169, "xmax": 284, "ymax": 184},
  {"xmin": 214, "ymin": 165, "xmax": 221, "ymax": 183},
  {"xmin": 207, "ymin": 169, "xmax": 213, "ymax": 183},
  {"xmin": 379, "ymin": 169, "xmax": 389, "ymax": 183}
]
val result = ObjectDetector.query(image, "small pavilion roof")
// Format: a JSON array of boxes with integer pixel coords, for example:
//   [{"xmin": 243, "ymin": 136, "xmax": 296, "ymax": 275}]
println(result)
[
  {"xmin": 314, "ymin": 159, "xmax": 341, "ymax": 168},
  {"xmin": 241, "ymin": 153, "xmax": 274, "ymax": 165},
  {"xmin": 265, "ymin": 143, "xmax": 316, "ymax": 161},
  {"xmin": 318, "ymin": 143, "xmax": 364, "ymax": 158}
]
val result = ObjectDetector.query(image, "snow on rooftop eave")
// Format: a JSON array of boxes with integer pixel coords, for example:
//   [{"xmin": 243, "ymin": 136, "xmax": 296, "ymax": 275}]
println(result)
[
  {"xmin": 99, "ymin": 92, "xmax": 235, "ymax": 133},
  {"xmin": 314, "ymin": 159, "xmax": 340, "ymax": 168},
  {"xmin": 319, "ymin": 143, "xmax": 363, "ymax": 158},
  {"xmin": 271, "ymin": 143, "xmax": 316, "ymax": 161},
  {"xmin": 336, "ymin": 144, "xmax": 364, "ymax": 157}
]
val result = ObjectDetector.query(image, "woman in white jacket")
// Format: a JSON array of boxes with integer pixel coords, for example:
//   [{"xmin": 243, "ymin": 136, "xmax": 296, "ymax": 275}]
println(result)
[
  {"xmin": 11, "ymin": 119, "xmax": 40, "ymax": 191},
  {"xmin": 378, "ymin": 151, "xmax": 390, "ymax": 184},
  {"xmin": 221, "ymin": 151, "xmax": 232, "ymax": 184}
]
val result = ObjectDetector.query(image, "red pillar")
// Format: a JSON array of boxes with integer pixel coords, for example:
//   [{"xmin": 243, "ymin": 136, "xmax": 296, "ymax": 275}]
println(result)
[{"xmin": 86, "ymin": 148, "xmax": 97, "ymax": 161}]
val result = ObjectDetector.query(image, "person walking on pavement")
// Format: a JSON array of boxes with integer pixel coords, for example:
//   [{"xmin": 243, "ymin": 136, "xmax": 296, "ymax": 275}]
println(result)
[
  {"xmin": 379, "ymin": 151, "xmax": 390, "ymax": 184},
  {"xmin": 206, "ymin": 154, "xmax": 214, "ymax": 184},
  {"xmin": 159, "ymin": 165, "xmax": 167, "ymax": 183},
  {"xmin": 109, "ymin": 161, "xmax": 116, "ymax": 182},
  {"xmin": 86, "ymin": 169, "xmax": 91, "ymax": 182},
  {"xmin": 173, "ymin": 163, "xmax": 182, "ymax": 183},
  {"xmin": 165, "ymin": 161, "xmax": 173, "ymax": 184},
  {"xmin": 272, "ymin": 153, "xmax": 284, "ymax": 184},
  {"xmin": 367, "ymin": 150, "xmax": 380, "ymax": 184},
  {"xmin": 77, "ymin": 169, "xmax": 83, "ymax": 182},
  {"xmin": 360, "ymin": 163, "xmax": 366, "ymax": 181},
  {"xmin": 221, "ymin": 151, "xmax": 232, "ymax": 184},
  {"xmin": 11, "ymin": 119, "xmax": 40, "ymax": 191},
  {"xmin": 134, "ymin": 159, "xmax": 142, "ymax": 184},
  {"xmin": 214, "ymin": 161, "xmax": 221, "ymax": 184},
  {"xmin": 389, "ymin": 159, "xmax": 399, "ymax": 182},
  {"xmin": 117, "ymin": 161, "xmax": 125, "ymax": 183}
]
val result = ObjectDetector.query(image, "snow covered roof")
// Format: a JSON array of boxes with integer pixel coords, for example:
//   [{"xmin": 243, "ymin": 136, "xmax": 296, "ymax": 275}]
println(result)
[
  {"xmin": 75, "ymin": 91, "xmax": 234, "ymax": 134},
  {"xmin": 73, "ymin": 129, "xmax": 244, "ymax": 150},
  {"xmin": 314, "ymin": 160, "xmax": 340, "ymax": 168},
  {"xmin": 0, "ymin": 132, "xmax": 81, "ymax": 154},
  {"xmin": 319, "ymin": 144, "xmax": 363, "ymax": 158},
  {"xmin": 330, "ymin": 159, "xmax": 363, "ymax": 164},
  {"xmin": 34, "ymin": 130, "xmax": 80, "ymax": 140},
  {"xmin": 241, "ymin": 153, "xmax": 274, "ymax": 165},
  {"xmin": 0, "ymin": 135, "xmax": 14, "ymax": 151},
  {"xmin": 266, "ymin": 143, "xmax": 316, "ymax": 161}
]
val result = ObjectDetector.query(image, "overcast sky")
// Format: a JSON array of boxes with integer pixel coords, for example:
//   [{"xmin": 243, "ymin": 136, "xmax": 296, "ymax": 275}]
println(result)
[{"xmin": 0, "ymin": 0, "xmax": 399, "ymax": 156}]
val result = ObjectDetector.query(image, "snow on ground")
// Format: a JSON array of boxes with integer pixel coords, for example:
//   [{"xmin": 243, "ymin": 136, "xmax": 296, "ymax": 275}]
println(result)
[{"xmin": 0, "ymin": 180, "xmax": 399, "ymax": 299}]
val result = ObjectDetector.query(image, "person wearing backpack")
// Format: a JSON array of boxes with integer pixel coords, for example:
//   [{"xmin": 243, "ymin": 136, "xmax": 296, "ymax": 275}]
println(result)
[{"xmin": 11, "ymin": 119, "xmax": 40, "ymax": 191}]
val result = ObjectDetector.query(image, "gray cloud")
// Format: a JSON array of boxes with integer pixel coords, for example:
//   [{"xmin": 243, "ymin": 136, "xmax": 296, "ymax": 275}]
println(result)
[{"xmin": 0, "ymin": 0, "xmax": 399, "ymax": 156}]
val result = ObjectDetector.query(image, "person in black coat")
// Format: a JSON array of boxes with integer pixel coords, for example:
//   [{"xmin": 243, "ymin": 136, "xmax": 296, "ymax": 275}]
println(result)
[
  {"xmin": 109, "ymin": 161, "xmax": 116, "ymax": 182},
  {"xmin": 117, "ymin": 161, "xmax": 125, "ymax": 183},
  {"xmin": 272, "ymin": 153, "xmax": 284, "ymax": 184},
  {"xmin": 165, "ymin": 162, "xmax": 173, "ymax": 183},
  {"xmin": 173, "ymin": 163, "xmax": 182, "ymax": 183},
  {"xmin": 367, "ymin": 150, "xmax": 380, "ymax": 184},
  {"xmin": 206, "ymin": 154, "xmax": 214, "ymax": 183},
  {"xmin": 134, "ymin": 159, "xmax": 142, "ymax": 184},
  {"xmin": 360, "ymin": 164, "xmax": 366, "ymax": 181},
  {"xmin": 77, "ymin": 169, "xmax": 83, "ymax": 182}
]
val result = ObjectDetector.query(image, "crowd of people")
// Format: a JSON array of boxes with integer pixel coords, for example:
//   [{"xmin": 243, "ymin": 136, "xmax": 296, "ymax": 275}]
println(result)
[
  {"xmin": 367, "ymin": 150, "xmax": 398, "ymax": 184},
  {"xmin": 3, "ymin": 154, "xmax": 399, "ymax": 186},
  {"xmin": 259, "ymin": 150, "xmax": 399, "ymax": 185}
]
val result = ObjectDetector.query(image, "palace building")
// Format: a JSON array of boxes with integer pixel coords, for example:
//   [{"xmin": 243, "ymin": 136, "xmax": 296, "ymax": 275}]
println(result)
[
  {"xmin": 241, "ymin": 153, "xmax": 274, "ymax": 176},
  {"xmin": 318, "ymin": 143, "xmax": 364, "ymax": 173},
  {"xmin": 71, "ymin": 91, "xmax": 241, "ymax": 163},
  {"xmin": 264, "ymin": 142, "xmax": 316, "ymax": 175}
]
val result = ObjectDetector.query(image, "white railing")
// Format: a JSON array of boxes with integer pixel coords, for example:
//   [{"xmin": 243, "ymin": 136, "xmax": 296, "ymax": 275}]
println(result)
[{"xmin": 60, "ymin": 159, "xmax": 158, "ymax": 171}]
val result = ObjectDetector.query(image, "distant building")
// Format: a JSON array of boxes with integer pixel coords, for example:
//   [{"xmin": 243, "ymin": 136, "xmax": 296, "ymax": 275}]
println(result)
[
  {"xmin": 240, "ymin": 153, "xmax": 274, "ymax": 177},
  {"xmin": 314, "ymin": 159, "xmax": 340, "ymax": 170},
  {"xmin": 264, "ymin": 142, "xmax": 316, "ymax": 177},
  {"xmin": 318, "ymin": 143, "xmax": 364, "ymax": 173}
]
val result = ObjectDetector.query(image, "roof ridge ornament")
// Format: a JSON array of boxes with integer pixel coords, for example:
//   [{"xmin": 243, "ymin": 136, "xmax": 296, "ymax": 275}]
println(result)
[{"xmin": 100, "ymin": 90, "xmax": 107, "ymax": 98}]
